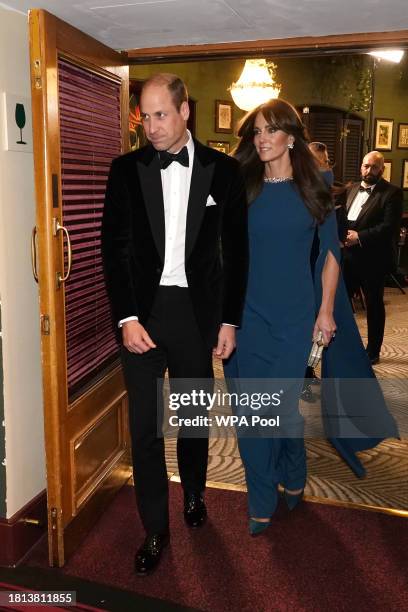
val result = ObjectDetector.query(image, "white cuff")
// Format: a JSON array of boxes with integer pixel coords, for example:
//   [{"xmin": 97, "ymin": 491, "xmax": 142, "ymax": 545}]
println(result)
[
  {"xmin": 118, "ymin": 316, "xmax": 139, "ymax": 328},
  {"xmin": 222, "ymin": 323, "xmax": 238, "ymax": 328}
]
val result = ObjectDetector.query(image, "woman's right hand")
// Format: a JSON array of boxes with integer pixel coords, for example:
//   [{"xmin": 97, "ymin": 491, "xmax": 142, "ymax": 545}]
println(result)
[{"xmin": 313, "ymin": 310, "xmax": 337, "ymax": 347}]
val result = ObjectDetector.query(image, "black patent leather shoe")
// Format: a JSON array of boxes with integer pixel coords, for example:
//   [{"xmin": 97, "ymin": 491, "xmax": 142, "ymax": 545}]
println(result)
[
  {"xmin": 184, "ymin": 492, "xmax": 207, "ymax": 528},
  {"xmin": 134, "ymin": 533, "xmax": 169, "ymax": 575}
]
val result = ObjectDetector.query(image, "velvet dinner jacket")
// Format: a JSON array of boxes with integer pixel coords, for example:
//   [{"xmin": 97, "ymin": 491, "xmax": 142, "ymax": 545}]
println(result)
[
  {"xmin": 345, "ymin": 178, "xmax": 403, "ymax": 273},
  {"xmin": 101, "ymin": 139, "xmax": 249, "ymax": 347}
]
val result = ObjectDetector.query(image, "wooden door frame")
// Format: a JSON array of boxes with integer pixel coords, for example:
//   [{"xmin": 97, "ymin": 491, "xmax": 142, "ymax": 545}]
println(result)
[
  {"xmin": 125, "ymin": 30, "xmax": 408, "ymax": 63},
  {"xmin": 29, "ymin": 9, "xmax": 130, "ymax": 566}
]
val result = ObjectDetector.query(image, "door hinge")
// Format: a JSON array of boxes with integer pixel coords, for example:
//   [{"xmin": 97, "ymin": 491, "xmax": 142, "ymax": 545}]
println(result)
[
  {"xmin": 40, "ymin": 314, "xmax": 50, "ymax": 335},
  {"xmin": 33, "ymin": 59, "xmax": 42, "ymax": 89},
  {"xmin": 49, "ymin": 507, "xmax": 59, "ymax": 531}
]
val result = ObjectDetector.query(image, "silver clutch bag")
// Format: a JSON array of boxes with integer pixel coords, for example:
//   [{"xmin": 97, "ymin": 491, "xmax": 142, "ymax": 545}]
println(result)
[{"xmin": 307, "ymin": 331, "xmax": 324, "ymax": 368}]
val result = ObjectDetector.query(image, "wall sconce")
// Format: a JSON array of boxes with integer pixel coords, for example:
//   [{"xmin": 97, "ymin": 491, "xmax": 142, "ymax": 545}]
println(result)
[
  {"xmin": 229, "ymin": 59, "xmax": 281, "ymax": 111},
  {"xmin": 367, "ymin": 49, "xmax": 404, "ymax": 63}
]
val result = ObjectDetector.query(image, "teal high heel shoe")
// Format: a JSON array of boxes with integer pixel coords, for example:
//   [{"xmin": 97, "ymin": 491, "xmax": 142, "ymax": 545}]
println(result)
[
  {"xmin": 283, "ymin": 489, "xmax": 304, "ymax": 511},
  {"xmin": 249, "ymin": 518, "xmax": 271, "ymax": 536}
]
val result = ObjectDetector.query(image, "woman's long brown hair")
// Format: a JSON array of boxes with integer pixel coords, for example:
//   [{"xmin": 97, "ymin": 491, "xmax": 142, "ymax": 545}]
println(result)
[{"xmin": 232, "ymin": 98, "xmax": 333, "ymax": 223}]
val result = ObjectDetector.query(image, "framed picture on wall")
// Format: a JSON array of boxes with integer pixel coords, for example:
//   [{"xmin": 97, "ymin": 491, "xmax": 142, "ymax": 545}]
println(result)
[
  {"xmin": 374, "ymin": 118, "xmax": 393, "ymax": 151},
  {"xmin": 215, "ymin": 100, "xmax": 233, "ymax": 133},
  {"xmin": 207, "ymin": 140, "xmax": 230, "ymax": 154},
  {"xmin": 397, "ymin": 123, "xmax": 408, "ymax": 149},
  {"xmin": 402, "ymin": 160, "xmax": 408, "ymax": 189},
  {"xmin": 383, "ymin": 160, "xmax": 392, "ymax": 182}
]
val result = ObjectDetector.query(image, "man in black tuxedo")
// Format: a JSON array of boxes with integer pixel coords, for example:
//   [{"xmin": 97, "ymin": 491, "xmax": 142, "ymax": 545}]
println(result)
[
  {"xmin": 102, "ymin": 74, "xmax": 248, "ymax": 574},
  {"xmin": 343, "ymin": 150, "xmax": 403, "ymax": 364}
]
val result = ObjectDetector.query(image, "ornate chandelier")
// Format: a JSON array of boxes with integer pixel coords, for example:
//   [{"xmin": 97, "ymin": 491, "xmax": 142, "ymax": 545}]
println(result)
[{"xmin": 229, "ymin": 59, "xmax": 281, "ymax": 111}]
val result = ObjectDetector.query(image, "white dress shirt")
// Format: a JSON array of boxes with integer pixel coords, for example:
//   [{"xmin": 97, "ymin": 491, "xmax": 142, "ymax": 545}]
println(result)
[
  {"xmin": 159, "ymin": 131, "xmax": 194, "ymax": 286},
  {"xmin": 347, "ymin": 183, "xmax": 376, "ymax": 221}
]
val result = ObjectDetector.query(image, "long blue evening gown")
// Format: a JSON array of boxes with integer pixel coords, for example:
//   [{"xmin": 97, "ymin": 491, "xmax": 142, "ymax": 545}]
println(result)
[{"xmin": 224, "ymin": 180, "xmax": 398, "ymax": 518}]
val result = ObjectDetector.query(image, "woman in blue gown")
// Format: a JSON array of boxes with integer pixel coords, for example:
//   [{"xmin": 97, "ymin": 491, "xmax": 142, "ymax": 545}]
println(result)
[{"xmin": 224, "ymin": 99, "xmax": 340, "ymax": 534}]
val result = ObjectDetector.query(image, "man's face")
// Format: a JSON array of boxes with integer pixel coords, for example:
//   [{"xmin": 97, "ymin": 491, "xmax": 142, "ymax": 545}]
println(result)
[
  {"xmin": 360, "ymin": 154, "xmax": 384, "ymax": 185},
  {"xmin": 140, "ymin": 84, "xmax": 189, "ymax": 152}
]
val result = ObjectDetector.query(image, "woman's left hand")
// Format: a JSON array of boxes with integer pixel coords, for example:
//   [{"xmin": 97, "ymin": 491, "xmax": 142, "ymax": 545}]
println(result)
[{"xmin": 314, "ymin": 310, "xmax": 337, "ymax": 346}]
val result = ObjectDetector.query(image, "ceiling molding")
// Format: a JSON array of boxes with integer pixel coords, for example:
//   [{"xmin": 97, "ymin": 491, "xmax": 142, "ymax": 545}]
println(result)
[{"xmin": 127, "ymin": 29, "xmax": 408, "ymax": 63}]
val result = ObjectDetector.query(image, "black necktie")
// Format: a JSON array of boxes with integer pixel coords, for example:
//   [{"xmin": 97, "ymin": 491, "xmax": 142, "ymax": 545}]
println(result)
[
  {"xmin": 158, "ymin": 146, "xmax": 189, "ymax": 170},
  {"xmin": 359, "ymin": 185, "xmax": 372, "ymax": 194}
]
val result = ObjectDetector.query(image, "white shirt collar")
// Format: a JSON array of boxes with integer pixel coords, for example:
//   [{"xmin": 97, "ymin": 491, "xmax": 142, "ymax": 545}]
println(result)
[
  {"xmin": 184, "ymin": 129, "xmax": 194, "ymax": 161},
  {"xmin": 173, "ymin": 129, "xmax": 193, "ymax": 153}
]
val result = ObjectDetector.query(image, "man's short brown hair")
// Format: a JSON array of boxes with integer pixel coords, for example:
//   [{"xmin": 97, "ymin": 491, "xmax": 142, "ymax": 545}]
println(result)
[{"xmin": 142, "ymin": 73, "xmax": 188, "ymax": 111}]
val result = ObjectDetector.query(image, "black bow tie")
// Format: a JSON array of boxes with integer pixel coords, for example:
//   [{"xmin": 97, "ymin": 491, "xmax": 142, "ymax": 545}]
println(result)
[
  {"xmin": 158, "ymin": 146, "xmax": 189, "ymax": 170},
  {"xmin": 359, "ymin": 185, "xmax": 372, "ymax": 194}
]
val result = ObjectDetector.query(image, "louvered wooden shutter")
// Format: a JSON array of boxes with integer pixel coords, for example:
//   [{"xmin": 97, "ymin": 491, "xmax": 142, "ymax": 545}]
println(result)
[
  {"xmin": 342, "ymin": 118, "xmax": 364, "ymax": 183},
  {"xmin": 308, "ymin": 112, "xmax": 343, "ymax": 181},
  {"xmin": 58, "ymin": 58, "xmax": 122, "ymax": 398}
]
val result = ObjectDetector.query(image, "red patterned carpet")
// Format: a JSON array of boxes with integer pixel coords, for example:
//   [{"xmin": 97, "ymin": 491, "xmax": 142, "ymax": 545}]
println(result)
[{"xmin": 27, "ymin": 483, "xmax": 408, "ymax": 612}]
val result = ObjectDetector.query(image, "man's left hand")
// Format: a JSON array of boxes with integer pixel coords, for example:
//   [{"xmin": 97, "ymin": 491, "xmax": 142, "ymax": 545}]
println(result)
[
  {"xmin": 345, "ymin": 230, "xmax": 359, "ymax": 247},
  {"xmin": 213, "ymin": 325, "xmax": 236, "ymax": 359}
]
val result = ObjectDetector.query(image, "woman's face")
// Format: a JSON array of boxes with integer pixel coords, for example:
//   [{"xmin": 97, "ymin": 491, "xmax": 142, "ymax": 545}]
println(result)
[{"xmin": 253, "ymin": 112, "xmax": 294, "ymax": 163}]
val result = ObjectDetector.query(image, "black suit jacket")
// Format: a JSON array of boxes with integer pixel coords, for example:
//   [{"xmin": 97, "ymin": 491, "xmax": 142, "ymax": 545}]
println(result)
[
  {"xmin": 345, "ymin": 178, "xmax": 403, "ymax": 273},
  {"xmin": 102, "ymin": 139, "xmax": 249, "ymax": 347}
]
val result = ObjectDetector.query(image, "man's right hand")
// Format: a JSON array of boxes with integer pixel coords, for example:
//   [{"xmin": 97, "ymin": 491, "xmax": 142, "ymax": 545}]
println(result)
[{"xmin": 122, "ymin": 320, "xmax": 156, "ymax": 354}]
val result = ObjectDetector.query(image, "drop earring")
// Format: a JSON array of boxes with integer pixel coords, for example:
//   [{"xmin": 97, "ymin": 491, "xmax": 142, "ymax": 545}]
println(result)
[{"xmin": 288, "ymin": 141, "xmax": 294, "ymax": 149}]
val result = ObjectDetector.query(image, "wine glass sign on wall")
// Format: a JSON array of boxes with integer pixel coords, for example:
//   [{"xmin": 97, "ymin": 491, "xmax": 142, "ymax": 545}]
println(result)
[
  {"xmin": 2, "ymin": 93, "xmax": 33, "ymax": 153},
  {"xmin": 15, "ymin": 103, "xmax": 27, "ymax": 145}
]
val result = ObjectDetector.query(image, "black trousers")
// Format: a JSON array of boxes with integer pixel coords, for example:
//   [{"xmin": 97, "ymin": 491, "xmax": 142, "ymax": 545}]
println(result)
[
  {"xmin": 343, "ymin": 254, "xmax": 385, "ymax": 357},
  {"xmin": 121, "ymin": 286, "xmax": 213, "ymax": 535}
]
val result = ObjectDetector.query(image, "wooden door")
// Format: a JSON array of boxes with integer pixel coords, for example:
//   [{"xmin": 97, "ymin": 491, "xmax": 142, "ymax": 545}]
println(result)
[
  {"xmin": 29, "ymin": 9, "xmax": 131, "ymax": 566},
  {"xmin": 308, "ymin": 111, "xmax": 343, "ymax": 181},
  {"xmin": 305, "ymin": 107, "xmax": 364, "ymax": 183}
]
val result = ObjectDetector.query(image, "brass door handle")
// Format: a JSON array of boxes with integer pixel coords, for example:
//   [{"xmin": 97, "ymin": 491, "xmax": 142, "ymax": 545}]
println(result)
[
  {"xmin": 31, "ymin": 226, "xmax": 38, "ymax": 283},
  {"xmin": 53, "ymin": 218, "xmax": 72, "ymax": 288}
]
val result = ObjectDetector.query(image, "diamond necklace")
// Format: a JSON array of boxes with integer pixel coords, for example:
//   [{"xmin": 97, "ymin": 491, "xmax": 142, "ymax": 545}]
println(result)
[{"xmin": 263, "ymin": 176, "xmax": 293, "ymax": 183}]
